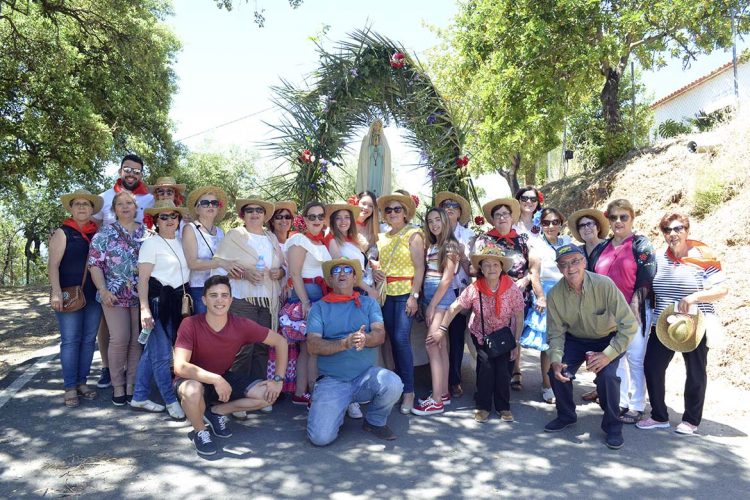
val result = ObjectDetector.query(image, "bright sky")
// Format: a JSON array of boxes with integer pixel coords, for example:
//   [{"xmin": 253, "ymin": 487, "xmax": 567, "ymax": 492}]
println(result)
[{"xmin": 168, "ymin": 1, "xmax": 747, "ymax": 199}]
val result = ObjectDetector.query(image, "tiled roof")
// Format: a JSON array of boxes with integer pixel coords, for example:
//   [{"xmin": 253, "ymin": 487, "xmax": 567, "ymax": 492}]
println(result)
[{"xmin": 651, "ymin": 61, "xmax": 735, "ymax": 109}]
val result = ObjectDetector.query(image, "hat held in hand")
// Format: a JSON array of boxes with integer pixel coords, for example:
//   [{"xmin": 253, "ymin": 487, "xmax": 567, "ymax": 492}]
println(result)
[{"xmin": 655, "ymin": 303, "xmax": 706, "ymax": 353}]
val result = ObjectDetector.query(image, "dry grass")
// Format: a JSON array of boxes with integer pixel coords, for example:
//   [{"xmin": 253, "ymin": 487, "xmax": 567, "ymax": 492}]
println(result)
[{"xmin": 543, "ymin": 111, "xmax": 750, "ymax": 389}]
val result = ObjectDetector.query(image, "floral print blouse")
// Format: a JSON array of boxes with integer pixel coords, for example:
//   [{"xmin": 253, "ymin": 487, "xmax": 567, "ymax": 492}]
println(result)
[{"xmin": 88, "ymin": 222, "xmax": 149, "ymax": 307}]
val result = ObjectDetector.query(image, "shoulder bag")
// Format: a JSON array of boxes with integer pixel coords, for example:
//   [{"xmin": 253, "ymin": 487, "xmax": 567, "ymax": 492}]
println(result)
[
  {"xmin": 478, "ymin": 290, "xmax": 516, "ymax": 358},
  {"xmin": 160, "ymin": 235, "xmax": 193, "ymax": 317}
]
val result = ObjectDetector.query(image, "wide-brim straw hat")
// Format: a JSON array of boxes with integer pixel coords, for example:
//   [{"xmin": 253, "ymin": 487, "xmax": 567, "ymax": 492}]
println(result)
[
  {"xmin": 377, "ymin": 193, "xmax": 416, "ymax": 221},
  {"xmin": 60, "ymin": 189, "xmax": 104, "ymax": 214},
  {"xmin": 325, "ymin": 203, "xmax": 361, "ymax": 222},
  {"xmin": 322, "ymin": 257, "xmax": 363, "ymax": 287},
  {"xmin": 470, "ymin": 247, "xmax": 514, "ymax": 273},
  {"xmin": 482, "ymin": 198, "xmax": 521, "ymax": 225},
  {"xmin": 144, "ymin": 199, "xmax": 189, "ymax": 218},
  {"xmin": 656, "ymin": 303, "xmax": 706, "ymax": 353},
  {"xmin": 435, "ymin": 191, "xmax": 472, "ymax": 225},
  {"xmin": 568, "ymin": 208, "xmax": 610, "ymax": 242},
  {"xmin": 272, "ymin": 200, "xmax": 298, "ymax": 216},
  {"xmin": 149, "ymin": 176, "xmax": 186, "ymax": 194},
  {"xmin": 187, "ymin": 186, "xmax": 229, "ymax": 221},
  {"xmin": 235, "ymin": 197, "xmax": 275, "ymax": 223}
]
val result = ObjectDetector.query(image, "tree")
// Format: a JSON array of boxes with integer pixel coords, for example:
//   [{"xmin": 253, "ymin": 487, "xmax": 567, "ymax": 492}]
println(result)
[{"xmin": 214, "ymin": 0, "xmax": 303, "ymax": 27}]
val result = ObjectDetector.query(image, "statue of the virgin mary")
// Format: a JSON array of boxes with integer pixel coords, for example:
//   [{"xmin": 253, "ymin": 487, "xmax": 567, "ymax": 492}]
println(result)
[{"xmin": 356, "ymin": 119, "xmax": 392, "ymax": 197}]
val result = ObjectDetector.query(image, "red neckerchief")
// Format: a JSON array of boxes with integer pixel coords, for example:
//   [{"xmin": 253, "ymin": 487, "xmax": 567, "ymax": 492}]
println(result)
[
  {"xmin": 304, "ymin": 231, "xmax": 327, "ymax": 245},
  {"xmin": 322, "ymin": 291, "xmax": 361, "ymax": 308},
  {"xmin": 62, "ymin": 218, "xmax": 98, "ymax": 243},
  {"xmin": 667, "ymin": 239, "xmax": 722, "ymax": 270},
  {"xmin": 487, "ymin": 228, "xmax": 519, "ymax": 246},
  {"xmin": 356, "ymin": 220, "xmax": 366, "ymax": 227},
  {"xmin": 475, "ymin": 275, "xmax": 513, "ymax": 316},
  {"xmin": 322, "ymin": 232, "xmax": 335, "ymax": 248},
  {"xmin": 114, "ymin": 178, "xmax": 149, "ymax": 195}
]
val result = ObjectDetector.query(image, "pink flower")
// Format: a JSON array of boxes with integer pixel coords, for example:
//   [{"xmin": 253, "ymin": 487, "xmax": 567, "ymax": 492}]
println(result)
[
  {"xmin": 390, "ymin": 51, "xmax": 406, "ymax": 69},
  {"xmin": 411, "ymin": 194, "xmax": 420, "ymax": 208},
  {"xmin": 347, "ymin": 194, "xmax": 359, "ymax": 206}
]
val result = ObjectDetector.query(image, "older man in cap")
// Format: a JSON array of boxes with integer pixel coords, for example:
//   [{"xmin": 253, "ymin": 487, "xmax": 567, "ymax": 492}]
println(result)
[
  {"xmin": 306, "ymin": 258, "xmax": 403, "ymax": 446},
  {"xmin": 545, "ymin": 244, "xmax": 638, "ymax": 449}
]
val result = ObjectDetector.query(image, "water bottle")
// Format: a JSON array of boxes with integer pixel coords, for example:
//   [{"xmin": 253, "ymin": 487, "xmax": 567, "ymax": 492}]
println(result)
[
  {"xmin": 138, "ymin": 327, "xmax": 152, "ymax": 345},
  {"xmin": 256, "ymin": 255, "xmax": 266, "ymax": 275}
]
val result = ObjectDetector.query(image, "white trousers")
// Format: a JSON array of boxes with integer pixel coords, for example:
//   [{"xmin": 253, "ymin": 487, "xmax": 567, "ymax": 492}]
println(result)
[{"xmin": 618, "ymin": 321, "xmax": 648, "ymax": 411}]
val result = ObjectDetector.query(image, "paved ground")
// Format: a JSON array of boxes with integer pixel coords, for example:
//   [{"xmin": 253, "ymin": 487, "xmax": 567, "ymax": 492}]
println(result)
[{"xmin": 1, "ymin": 345, "xmax": 749, "ymax": 499}]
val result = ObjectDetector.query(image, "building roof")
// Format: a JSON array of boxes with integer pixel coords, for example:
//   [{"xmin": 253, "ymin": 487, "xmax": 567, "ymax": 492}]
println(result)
[{"xmin": 651, "ymin": 61, "xmax": 735, "ymax": 109}]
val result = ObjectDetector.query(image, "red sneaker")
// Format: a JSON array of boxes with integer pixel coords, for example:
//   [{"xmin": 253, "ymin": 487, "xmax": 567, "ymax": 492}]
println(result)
[
  {"xmin": 411, "ymin": 397, "xmax": 444, "ymax": 416},
  {"xmin": 292, "ymin": 393, "xmax": 311, "ymax": 405},
  {"xmin": 419, "ymin": 393, "xmax": 451, "ymax": 406}
]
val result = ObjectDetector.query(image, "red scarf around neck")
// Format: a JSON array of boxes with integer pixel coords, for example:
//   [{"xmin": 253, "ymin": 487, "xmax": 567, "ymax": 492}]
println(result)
[
  {"xmin": 667, "ymin": 239, "xmax": 722, "ymax": 270},
  {"xmin": 304, "ymin": 230, "xmax": 327, "ymax": 245},
  {"xmin": 62, "ymin": 218, "xmax": 98, "ymax": 243},
  {"xmin": 322, "ymin": 291, "xmax": 361, "ymax": 308},
  {"xmin": 475, "ymin": 275, "xmax": 513, "ymax": 316},
  {"xmin": 114, "ymin": 178, "xmax": 149, "ymax": 195},
  {"xmin": 487, "ymin": 228, "xmax": 519, "ymax": 246}
]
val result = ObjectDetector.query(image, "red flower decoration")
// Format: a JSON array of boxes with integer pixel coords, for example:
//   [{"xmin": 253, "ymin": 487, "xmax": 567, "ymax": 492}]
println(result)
[
  {"xmin": 218, "ymin": 201, "xmax": 224, "ymax": 209},
  {"xmin": 411, "ymin": 194, "xmax": 420, "ymax": 208},
  {"xmin": 639, "ymin": 253, "xmax": 648, "ymax": 262},
  {"xmin": 346, "ymin": 194, "xmax": 359, "ymax": 206},
  {"xmin": 603, "ymin": 210, "xmax": 609, "ymax": 219},
  {"xmin": 537, "ymin": 191, "xmax": 545, "ymax": 204},
  {"xmin": 390, "ymin": 51, "xmax": 406, "ymax": 69},
  {"xmin": 299, "ymin": 149, "xmax": 313, "ymax": 163},
  {"xmin": 455, "ymin": 155, "xmax": 470, "ymax": 168},
  {"xmin": 293, "ymin": 215, "xmax": 307, "ymax": 232},
  {"xmin": 143, "ymin": 213, "xmax": 154, "ymax": 229},
  {"xmin": 474, "ymin": 215, "xmax": 485, "ymax": 225}
]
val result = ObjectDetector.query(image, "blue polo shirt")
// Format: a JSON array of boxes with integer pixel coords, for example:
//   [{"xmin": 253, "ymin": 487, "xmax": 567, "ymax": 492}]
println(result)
[{"xmin": 307, "ymin": 296, "xmax": 383, "ymax": 381}]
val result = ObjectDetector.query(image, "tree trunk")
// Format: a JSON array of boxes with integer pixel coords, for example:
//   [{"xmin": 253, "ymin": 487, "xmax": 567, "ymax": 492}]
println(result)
[
  {"xmin": 499, "ymin": 153, "xmax": 522, "ymax": 195},
  {"xmin": 600, "ymin": 67, "xmax": 622, "ymax": 133},
  {"xmin": 525, "ymin": 161, "xmax": 537, "ymax": 186}
]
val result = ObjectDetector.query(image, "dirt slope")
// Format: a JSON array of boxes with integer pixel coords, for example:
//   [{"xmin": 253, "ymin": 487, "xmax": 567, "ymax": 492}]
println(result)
[{"xmin": 543, "ymin": 115, "xmax": 750, "ymax": 390}]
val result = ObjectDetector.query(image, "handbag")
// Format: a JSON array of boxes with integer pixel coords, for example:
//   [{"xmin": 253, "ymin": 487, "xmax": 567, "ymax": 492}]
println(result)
[
  {"xmin": 478, "ymin": 291, "xmax": 516, "ymax": 358},
  {"xmin": 160, "ymin": 235, "xmax": 193, "ymax": 317},
  {"xmin": 60, "ymin": 265, "xmax": 88, "ymax": 313}
]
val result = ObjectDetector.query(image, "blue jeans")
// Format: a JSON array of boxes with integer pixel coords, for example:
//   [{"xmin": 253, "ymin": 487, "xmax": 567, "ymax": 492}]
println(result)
[
  {"xmin": 55, "ymin": 300, "xmax": 102, "ymax": 389},
  {"xmin": 307, "ymin": 366, "xmax": 403, "ymax": 446},
  {"xmin": 189, "ymin": 286, "xmax": 206, "ymax": 315},
  {"xmin": 382, "ymin": 293, "xmax": 414, "ymax": 393},
  {"xmin": 133, "ymin": 298, "xmax": 178, "ymax": 405},
  {"xmin": 289, "ymin": 282, "xmax": 323, "ymax": 303}
]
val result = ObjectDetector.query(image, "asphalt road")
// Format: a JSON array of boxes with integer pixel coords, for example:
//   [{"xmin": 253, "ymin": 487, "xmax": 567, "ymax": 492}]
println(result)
[{"xmin": 1, "ymin": 346, "xmax": 749, "ymax": 499}]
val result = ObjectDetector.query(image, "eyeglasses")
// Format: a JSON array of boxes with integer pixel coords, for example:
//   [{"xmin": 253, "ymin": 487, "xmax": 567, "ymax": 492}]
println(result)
[
  {"xmin": 306, "ymin": 213, "xmax": 326, "ymax": 221},
  {"xmin": 243, "ymin": 206, "xmax": 265, "ymax": 215},
  {"xmin": 71, "ymin": 201, "xmax": 93, "ymax": 209},
  {"xmin": 558, "ymin": 257, "xmax": 585, "ymax": 270},
  {"xmin": 197, "ymin": 199, "xmax": 220, "ymax": 208},
  {"xmin": 331, "ymin": 265, "xmax": 354, "ymax": 276},
  {"xmin": 439, "ymin": 200, "xmax": 461, "ymax": 209},
  {"xmin": 541, "ymin": 220, "xmax": 561, "ymax": 227},
  {"xmin": 274, "ymin": 214, "xmax": 293, "ymax": 220},
  {"xmin": 493, "ymin": 211, "xmax": 512, "ymax": 219},
  {"xmin": 662, "ymin": 225, "xmax": 686, "ymax": 235},
  {"xmin": 577, "ymin": 221, "xmax": 596, "ymax": 230},
  {"xmin": 157, "ymin": 213, "xmax": 180, "ymax": 221},
  {"xmin": 156, "ymin": 188, "xmax": 175, "ymax": 196},
  {"xmin": 121, "ymin": 167, "xmax": 142, "ymax": 175},
  {"xmin": 519, "ymin": 195, "xmax": 538, "ymax": 203},
  {"xmin": 608, "ymin": 214, "xmax": 631, "ymax": 223},
  {"xmin": 383, "ymin": 206, "xmax": 404, "ymax": 215}
]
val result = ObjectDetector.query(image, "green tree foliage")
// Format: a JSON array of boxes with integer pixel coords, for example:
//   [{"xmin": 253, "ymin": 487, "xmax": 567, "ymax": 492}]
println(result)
[
  {"xmin": 214, "ymin": 0, "xmax": 303, "ymax": 27},
  {"xmin": 657, "ymin": 119, "xmax": 693, "ymax": 139}
]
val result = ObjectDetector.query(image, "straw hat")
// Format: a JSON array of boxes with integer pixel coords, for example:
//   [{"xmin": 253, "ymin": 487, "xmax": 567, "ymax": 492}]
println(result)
[
  {"xmin": 273, "ymin": 200, "xmax": 298, "ymax": 216},
  {"xmin": 377, "ymin": 193, "xmax": 416, "ymax": 221},
  {"xmin": 322, "ymin": 257, "xmax": 363, "ymax": 287},
  {"xmin": 325, "ymin": 202, "xmax": 361, "ymax": 222},
  {"xmin": 655, "ymin": 303, "xmax": 706, "ymax": 353},
  {"xmin": 482, "ymin": 198, "xmax": 520, "ymax": 224},
  {"xmin": 235, "ymin": 197, "xmax": 275, "ymax": 223},
  {"xmin": 435, "ymin": 191, "xmax": 472, "ymax": 225},
  {"xmin": 568, "ymin": 208, "xmax": 610, "ymax": 242},
  {"xmin": 144, "ymin": 199, "xmax": 188, "ymax": 218},
  {"xmin": 60, "ymin": 189, "xmax": 103, "ymax": 214},
  {"xmin": 470, "ymin": 246, "xmax": 514, "ymax": 273},
  {"xmin": 149, "ymin": 176, "xmax": 186, "ymax": 195},
  {"xmin": 187, "ymin": 186, "xmax": 228, "ymax": 221}
]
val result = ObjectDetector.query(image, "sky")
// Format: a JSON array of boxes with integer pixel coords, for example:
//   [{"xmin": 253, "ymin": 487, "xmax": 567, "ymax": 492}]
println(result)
[{"xmin": 167, "ymin": 1, "xmax": 748, "ymax": 199}]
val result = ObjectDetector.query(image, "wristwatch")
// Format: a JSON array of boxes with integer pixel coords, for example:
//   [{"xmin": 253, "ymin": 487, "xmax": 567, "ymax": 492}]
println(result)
[
  {"xmin": 411, "ymin": 291, "xmax": 420, "ymax": 299},
  {"xmin": 272, "ymin": 375, "xmax": 283, "ymax": 383}
]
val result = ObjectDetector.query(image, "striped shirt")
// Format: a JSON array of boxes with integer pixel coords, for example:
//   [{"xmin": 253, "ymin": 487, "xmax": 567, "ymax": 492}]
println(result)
[{"xmin": 652, "ymin": 251, "xmax": 726, "ymax": 317}]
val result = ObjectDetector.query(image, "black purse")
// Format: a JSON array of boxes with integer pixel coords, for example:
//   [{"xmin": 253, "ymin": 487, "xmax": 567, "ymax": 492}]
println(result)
[{"xmin": 479, "ymin": 291, "xmax": 516, "ymax": 358}]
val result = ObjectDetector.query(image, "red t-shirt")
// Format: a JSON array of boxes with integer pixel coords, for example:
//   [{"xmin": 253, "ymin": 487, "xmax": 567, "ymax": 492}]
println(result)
[{"xmin": 175, "ymin": 314, "xmax": 269, "ymax": 375}]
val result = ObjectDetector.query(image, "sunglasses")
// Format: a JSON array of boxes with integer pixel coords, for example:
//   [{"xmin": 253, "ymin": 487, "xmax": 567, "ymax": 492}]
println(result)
[
  {"xmin": 519, "ymin": 195, "xmax": 537, "ymax": 203},
  {"xmin": 122, "ymin": 167, "xmax": 142, "ymax": 175},
  {"xmin": 439, "ymin": 200, "xmax": 461, "ymax": 209},
  {"xmin": 197, "ymin": 199, "xmax": 220, "ymax": 208},
  {"xmin": 662, "ymin": 225, "xmax": 686, "ymax": 235},
  {"xmin": 156, "ymin": 188, "xmax": 175, "ymax": 196},
  {"xmin": 558, "ymin": 257, "xmax": 585, "ymax": 270},
  {"xmin": 608, "ymin": 214, "xmax": 631, "ymax": 223},
  {"xmin": 384, "ymin": 206, "xmax": 404, "ymax": 215},
  {"xmin": 541, "ymin": 220, "xmax": 561, "ymax": 227},
  {"xmin": 243, "ymin": 206, "xmax": 266, "ymax": 215},
  {"xmin": 274, "ymin": 214, "xmax": 293, "ymax": 220},
  {"xmin": 157, "ymin": 213, "xmax": 180, "ymax": 221},
  {"xmin": 331, "ymin": 265, "xmax": 354, "ymax": 276},
  {"xmin": 577, "ymin": 221, "xmax": 597, "ymax": 230},
  {"xmin": 306, "ymin": 213, "xmax": 326, "ymax": 221}
]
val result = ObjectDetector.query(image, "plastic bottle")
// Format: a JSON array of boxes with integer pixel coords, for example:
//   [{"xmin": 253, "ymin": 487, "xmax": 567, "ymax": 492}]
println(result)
[
  {"xmin": 138, "ymin": 327, "xmax": 152, "ymax": 345},
  {"xmin": 256, "ymin": 255, "xmax": 266, "ymax": 274}
]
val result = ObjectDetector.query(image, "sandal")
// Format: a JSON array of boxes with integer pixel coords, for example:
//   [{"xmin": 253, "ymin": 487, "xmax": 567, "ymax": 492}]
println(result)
[
  {"xmin": 64, "ymin": 389, "xmax": 80, "ymax": 408},
  {"xmin": 510, "ymin": 372, "xmax": 523, "ymax": 392},
  {"xmin": 76, "ymin": 385, "xmax": 97, "ymax": 400},
  {"xmin": 619, "ymin": 409, "xmax": 643, "ymax": 424},
  {"xmin": 581, "ymin": 389, "xmax": 598, "ymax": 402}
]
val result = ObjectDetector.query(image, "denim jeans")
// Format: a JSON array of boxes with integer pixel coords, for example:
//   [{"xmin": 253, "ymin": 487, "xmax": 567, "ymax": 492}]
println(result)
[
  {"xmin": 55, "ymin": 299, "xmax": 102, "ymax": 389},
  {"xmin": 307, "ymin": 366, "xmax": 403, "ymax": 446},
  {"xmin": 133, "ymin": 298, "xmax": 178, "ymax": 405},
  {"xmin": 189, "ymin": 286, "xmax": 206, "ymax": 315},
  {"xmin": 382, "ymin": 293, "xmax": 414, "ymax": 393},
  {"xmin": 288, "ymin": 282, "xmax": 323, "ymax": 303}
]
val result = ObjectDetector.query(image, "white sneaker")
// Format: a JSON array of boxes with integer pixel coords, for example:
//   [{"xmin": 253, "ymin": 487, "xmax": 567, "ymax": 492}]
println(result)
[
  {"xmin": 347, "ymin": 402, "xmax": 363, "ymax": 419},
  {"xmin": 129, "ymin": 399, "xmax": 165, "ymax": 413},
  {"xmin": 541, "ymin": 387, "xmax": 555, "ymax": 404},
  {"xmin": 232, "ymin": 411, "xmax": 248, "ymax": 420},
  {"xmin": 675, "ymin": 421, "xmax": 698, "ymax": 435},
  {"xmin": 260, "ymin": 405, "xmax": 273, "ymax": 413},
  {"xmin": 166, "ymin": 401, "xmax": 185, "ymax": 420}
]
